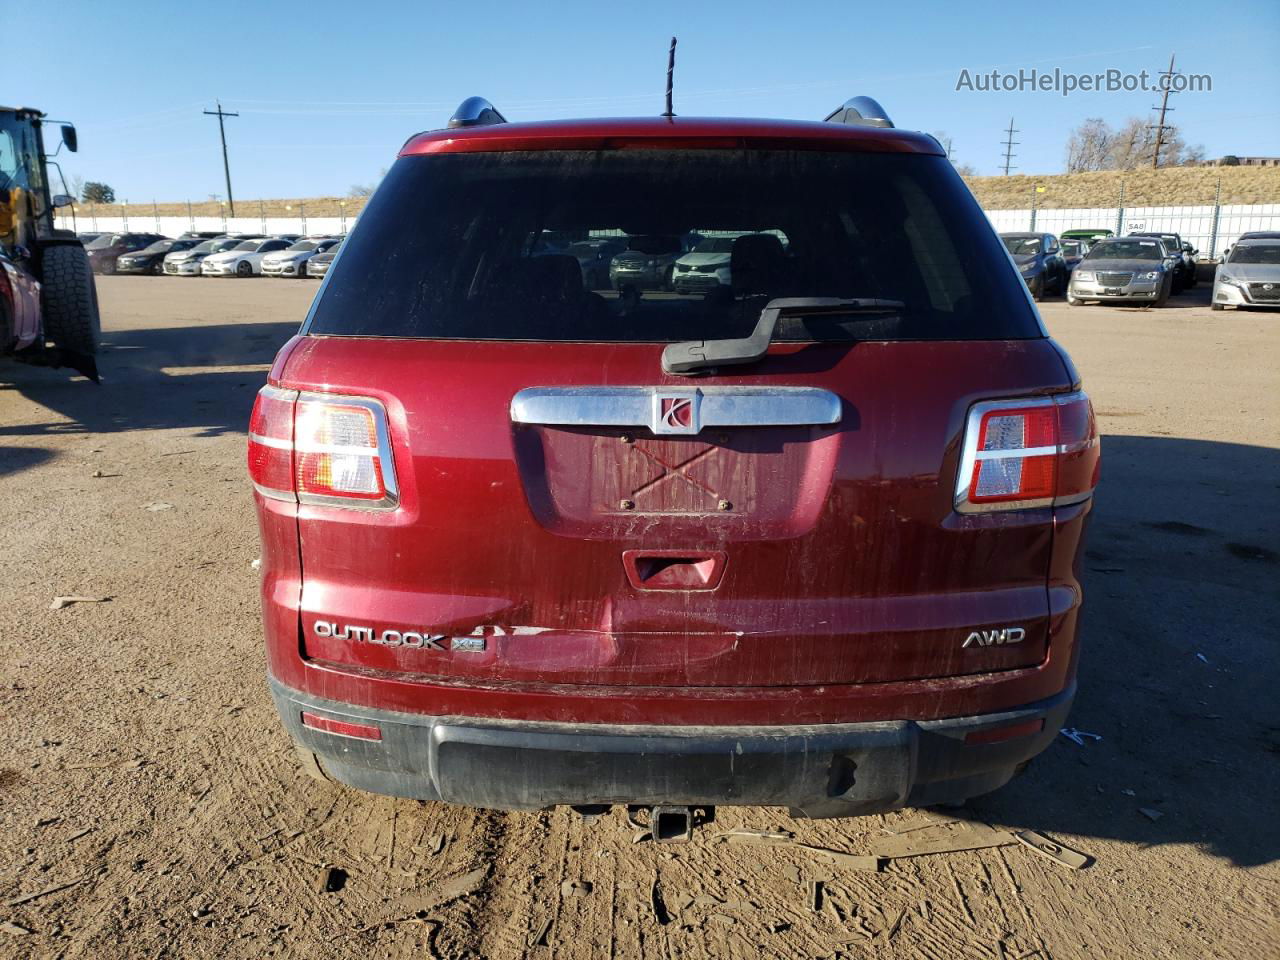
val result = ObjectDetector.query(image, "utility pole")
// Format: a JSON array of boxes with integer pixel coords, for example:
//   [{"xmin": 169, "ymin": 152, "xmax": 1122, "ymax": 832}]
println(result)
[
  {"xmin": 1000, "ymin": 117, "xmax": 1019, "ymax": 176},
  {"xmin": 1150, "ymin": 53, "xmax": 1178, "ymax": 169},
  {"xmin": 203, "ymin": 101, "xmax": 239, "ymax": 216}
]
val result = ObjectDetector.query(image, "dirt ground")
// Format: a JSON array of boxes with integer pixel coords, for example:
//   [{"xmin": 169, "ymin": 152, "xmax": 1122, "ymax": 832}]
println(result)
[{"xmin": 1, "ymin": 276, "xmax": 1277, "ymax": 960}]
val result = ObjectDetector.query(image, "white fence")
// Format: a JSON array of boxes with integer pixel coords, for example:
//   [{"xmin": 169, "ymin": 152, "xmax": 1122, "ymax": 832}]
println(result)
[
  {"xmin": 984, "ymin": 204, "xmax": 1280, "ymax": 256},
  {"xmin": 56, "ymin": 213, "xmax": 352, "ymax": 239},
  {"xmin": 58, "ymin": 202, "xmax": 1280, "ymax": 259}
]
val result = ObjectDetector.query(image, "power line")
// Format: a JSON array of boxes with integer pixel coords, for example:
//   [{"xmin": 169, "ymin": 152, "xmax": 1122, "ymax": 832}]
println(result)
[
  {"xmin": 1149, "ymin": 52, "xmax": 1179, "ymax": 169},
  {"xmin": 1000, "ymin": 117, "xmax": 1019, "ymax": 176},
  {"xmin": 203, "ymin": 100, "xmax": 239, "ymax": 216}
]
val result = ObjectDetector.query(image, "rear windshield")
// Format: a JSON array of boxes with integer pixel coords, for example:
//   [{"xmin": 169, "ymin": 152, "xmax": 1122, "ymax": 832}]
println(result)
[{"xmin": 308, "ymin": 150, "xmax": 1040, "ymax": 342}]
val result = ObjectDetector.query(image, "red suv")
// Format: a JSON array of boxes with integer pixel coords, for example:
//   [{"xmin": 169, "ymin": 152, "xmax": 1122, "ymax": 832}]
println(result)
[{"xmin": 249, "ymin": 97, "xmax": 1099, "ymax": 821}]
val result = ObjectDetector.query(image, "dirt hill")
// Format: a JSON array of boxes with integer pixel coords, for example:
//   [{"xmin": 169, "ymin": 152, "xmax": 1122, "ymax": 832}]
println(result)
[{"xmin": 963, "ymin": 165, "xmax": 1280, "ymax": 210}]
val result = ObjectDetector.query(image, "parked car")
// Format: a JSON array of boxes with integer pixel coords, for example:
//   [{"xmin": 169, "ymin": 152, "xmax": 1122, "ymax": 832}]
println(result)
[
  {"xmin": 201, "ymin": 238, "xmax": 292, "ymax": 277},
  {"xmin": 303, "ymin": 240, "xmax": 342, "ymax": 279},
  {"xmin": 164, "ymin": 236, "xmax": 257, "ymax": 276},
  {"xmin": 1219, "ymin": 231, "xmax": 1280, "ymax": 261},
  {"xmin": 608, "ymin": 234, "xmax": 690, "ymax": 290},
  {"xmin": 1060, "ymin": 239, "xmax": 1087, "ymax": 274},
  {"xmin": 1060, "ymin": 228, "xmax": 1113, "ymax": 248},
  {"xmin": 1211, "ymin": 239, "xmax": 1280, "ymax": 311},
  {"xmin": 248, "ymin": 98, "xmax": 1099, "ymax": 823},
  {"xmin": 672, "ymin": 235, "xmax": 738, "ymax": 293},
  {"xmin": 558, "ymin": 238, "xmax": 627, "ymax": 289},
  {"xmin": 77, "ymin": 232, "xmax": 105, "ymax": 245},
  {"xmin": 1151, "ymin": 238, "xmax": 1187, "ymax": 289},
  {"xmin": 84, "ymin": 232, "xmax": 166, "ymax": 274},
  {"xmin": 117, "ymin": 238, "xmax": 201, "ymax": 275},
  {"xmin": 1068, "ymin": 236, "xmax": 1173, "ymax": 306},
  {"xmin": 999, "ymin": 232, "xmax": 1067, "ymax": 301},
  {"xmin": 1129, "ymin": 231, "xmax": 1196, "ymax": 290},
  {"xmin": 261, "ymin": 238, "xmax": 343, "ymax": 279},
  {"xmin": 179, "ymin": 231, "xmax": 225, "ymax": 240}
]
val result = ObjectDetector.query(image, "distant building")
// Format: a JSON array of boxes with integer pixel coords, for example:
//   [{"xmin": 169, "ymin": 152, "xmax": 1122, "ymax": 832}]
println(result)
[{"xmin": 1205, "ymin": 156, "xmax": 1280, "ymax": 167}]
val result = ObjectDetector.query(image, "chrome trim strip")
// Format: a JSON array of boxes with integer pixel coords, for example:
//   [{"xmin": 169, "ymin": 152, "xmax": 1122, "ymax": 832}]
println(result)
[
  {"xmin": 295, "ymin": 392, "xmax": 400, "ymax": 510},
  {"xmin": 248, "ymin": 431, "xmax": 291, "ymax": 451},
  {"xmin": 253, "ymin": 482, "xmax": 296, "ymax": 503},
  {"xmin": 1053, "ymin": 489, "xmax": 1095, "ymax": 507},
  {"xmin": 258, "ymin": 384, "xmax": 299, "ymax": 403},
  {"xmin": 974, "ymin": 444, "xmax": 1058, "ymax": 461},
  {"xmin": 294, "ymin": 443, "xmax": 381, "ymax": 457},
  {"xmin": 959, "ymin": 495, "xmax": 1056, "ymax": 514},
  {"xmin": 510, "ymin": 386, "xmax": 841, "ymax": 436}
]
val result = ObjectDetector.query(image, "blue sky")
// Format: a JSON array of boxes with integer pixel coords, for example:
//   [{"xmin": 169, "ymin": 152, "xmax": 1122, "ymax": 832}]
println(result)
[{"xmin": 14, "ymin": 0, "xmax": 1279, "ymax": 201}]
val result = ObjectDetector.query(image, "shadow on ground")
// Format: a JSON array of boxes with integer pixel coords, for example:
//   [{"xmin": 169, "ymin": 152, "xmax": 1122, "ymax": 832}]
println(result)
[
  {"xmin": 0, "ymin": 445, "xmax": 56, "ymax": 477},
  {"xmin": 969, "ymin": 433, "xmax": 1280, "ymax": 867},
  {"xmin": 0, "ymin": 320, "xmax": 299, "ymax": 441}
]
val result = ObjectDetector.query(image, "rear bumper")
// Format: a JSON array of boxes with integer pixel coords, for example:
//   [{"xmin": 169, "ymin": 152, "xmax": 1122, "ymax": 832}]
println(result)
[{"xmin": 270, "ymin": 676, "xmax": 1074, "ymax": 817}]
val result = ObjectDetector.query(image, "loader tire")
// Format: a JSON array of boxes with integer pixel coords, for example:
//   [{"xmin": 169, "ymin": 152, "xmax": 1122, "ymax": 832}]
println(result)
[{"xmin": 41, "ymin": 243, "xmax": 100, "ymax": 355}]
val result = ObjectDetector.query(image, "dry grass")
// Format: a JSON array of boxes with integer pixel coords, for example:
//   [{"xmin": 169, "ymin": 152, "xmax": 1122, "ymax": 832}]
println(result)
[
  {"xmin": 76, "ymin": 166, "xmax": 1280, "ymax": 219},
  {"xmin": 963, "ymin": 165, "xmax": 1280, "ymax": 209},
  {"xmin": 75, "ymin": 196, "xmax": 369, "ymax": 219}
]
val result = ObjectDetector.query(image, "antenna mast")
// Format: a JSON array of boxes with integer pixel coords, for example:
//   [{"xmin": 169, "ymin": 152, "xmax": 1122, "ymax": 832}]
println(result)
[{"xmin": 663, "ymin": 37, "xmax": 677, "ymax": 118}]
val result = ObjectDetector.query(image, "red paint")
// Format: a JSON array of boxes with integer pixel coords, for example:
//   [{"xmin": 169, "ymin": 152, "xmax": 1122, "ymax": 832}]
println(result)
[
  {"xmin": 400, "ymin": 117, "xmax": 944, "ymax": 158},
  {"xmin": 252, "ymin": 335, "xmax": 1096, "ymax": 724}
]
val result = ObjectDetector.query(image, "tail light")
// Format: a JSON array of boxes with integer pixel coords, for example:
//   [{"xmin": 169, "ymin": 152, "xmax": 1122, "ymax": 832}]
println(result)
[
  {"xmin": 955, "ymin": 391, "xmax": 1099, "ymax": 513},
  {"xmin": 247, "ymin": 387, "xmax": 398, "ymax": 509}
]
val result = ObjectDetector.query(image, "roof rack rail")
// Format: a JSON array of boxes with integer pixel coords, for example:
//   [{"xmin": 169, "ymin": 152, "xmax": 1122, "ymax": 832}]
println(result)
[
  {"xmin": 448, "ymin": 96, "xmax": 507, "ymax": 129},
  {"xmin": 823, "ymin": 96, "xmax": 894, "ymax": 129}
]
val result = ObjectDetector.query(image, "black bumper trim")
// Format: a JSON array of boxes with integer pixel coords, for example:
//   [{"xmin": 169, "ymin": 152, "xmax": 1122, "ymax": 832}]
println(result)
[{"xmin": 270, "ymin": 677, "xmax": 1074, "ymax": 817}]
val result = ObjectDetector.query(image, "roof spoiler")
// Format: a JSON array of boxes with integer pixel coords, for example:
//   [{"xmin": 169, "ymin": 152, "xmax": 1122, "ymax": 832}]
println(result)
[
  {"xmin": 823, "ymin": 96, "xmax": 893, "ymax": 129},
  {"xmin": 448, "ymin": 96, "xmax": 507, "ymax": 129}
]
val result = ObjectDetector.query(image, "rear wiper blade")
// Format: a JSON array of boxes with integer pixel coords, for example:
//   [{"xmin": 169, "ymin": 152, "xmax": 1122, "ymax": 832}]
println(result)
[{"xmin": 661, "ymin": 297, "xmax": 905, "ymax": 375}]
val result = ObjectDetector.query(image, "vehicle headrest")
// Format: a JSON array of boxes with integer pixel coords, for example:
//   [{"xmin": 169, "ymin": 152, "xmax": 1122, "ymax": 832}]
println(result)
[
  {"xmin": 509, "ymin": 254, "xmax": 584, "ymax": 305},
  {"xmin": 731, "ymin": 234, "xmax": 786, "ymax": 294}
]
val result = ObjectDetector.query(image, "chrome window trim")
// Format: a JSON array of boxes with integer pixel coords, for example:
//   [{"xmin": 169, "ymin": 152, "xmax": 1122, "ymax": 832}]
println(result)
[
  {"xmin": 295, "ymin": 392, "xmax": 400, "ymax": 510},
  {"xmin": 510, "ymin": 386, "xmax": 841, "ymax": 436},
  {"xmin": 954, "ymin": 391, "xmax": 1094, "ymax": 514}
]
